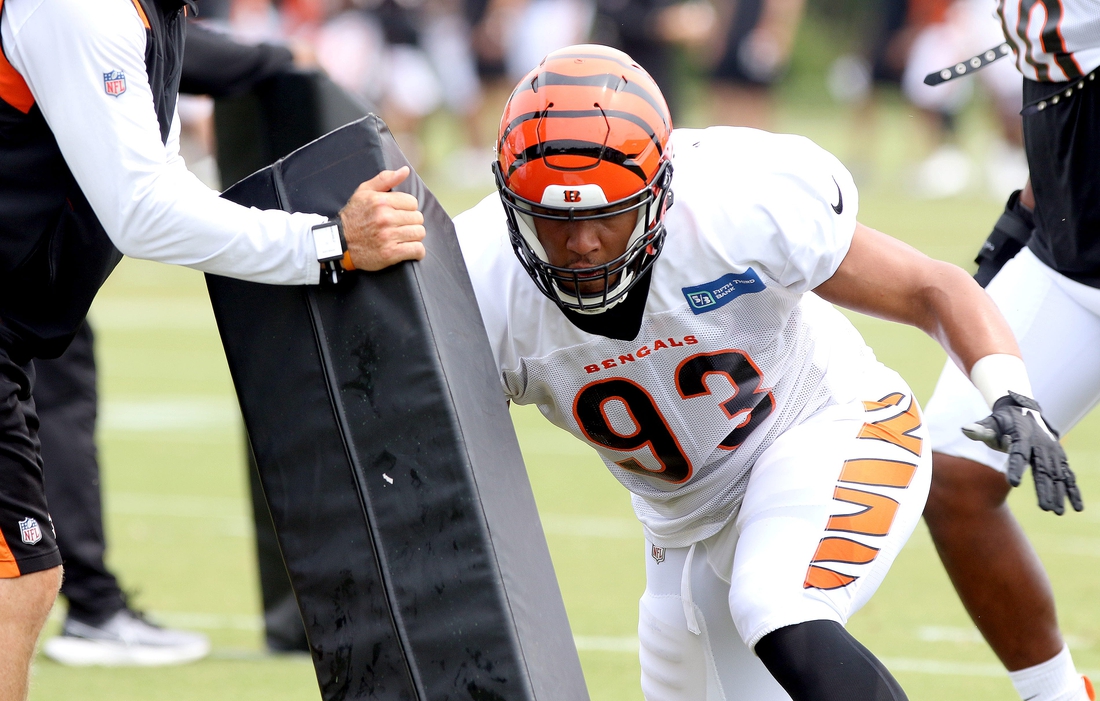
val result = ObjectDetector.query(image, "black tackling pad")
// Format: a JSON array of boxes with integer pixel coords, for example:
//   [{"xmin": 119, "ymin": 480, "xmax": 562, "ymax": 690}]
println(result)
[
  {"xmin": 214, "ymin": 70, "xmax": 375, "ymax": 187},
  {"xmin": 206, "ymin": 116, "xmax": 588, "ymax": 701}
]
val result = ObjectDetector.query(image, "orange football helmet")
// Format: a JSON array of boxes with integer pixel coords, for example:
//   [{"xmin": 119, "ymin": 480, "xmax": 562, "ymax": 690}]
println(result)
[{"xmin": 493, "ymin": 44, "xmax": 674, "ymax": 313}]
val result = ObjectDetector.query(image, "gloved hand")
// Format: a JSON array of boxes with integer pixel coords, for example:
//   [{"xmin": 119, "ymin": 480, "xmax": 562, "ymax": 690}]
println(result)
[{"xmin": 962, "ymin": 391, "xmax": 1083, "ymax": 515}]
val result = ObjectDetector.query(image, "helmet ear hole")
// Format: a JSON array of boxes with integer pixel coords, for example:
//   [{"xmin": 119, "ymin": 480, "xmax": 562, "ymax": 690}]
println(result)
[{"xmin": 494, "ymin": 44, "xmax": 673, "ymax": 314}]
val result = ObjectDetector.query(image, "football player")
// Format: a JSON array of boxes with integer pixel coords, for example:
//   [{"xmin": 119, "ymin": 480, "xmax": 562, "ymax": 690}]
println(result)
[
  {"xmin": 448, "ymin": 45, "xmax": 1077, "ymax": 700},
  {"xmin": 919, "ymin": 0, "xmax": 1098, "ymax": 696}
]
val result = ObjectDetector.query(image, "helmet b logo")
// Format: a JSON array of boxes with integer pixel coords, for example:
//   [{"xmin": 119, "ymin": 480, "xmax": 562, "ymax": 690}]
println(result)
[{"xmin": 564, "ymin": 190, "xmax": 581, "ymax": 203}]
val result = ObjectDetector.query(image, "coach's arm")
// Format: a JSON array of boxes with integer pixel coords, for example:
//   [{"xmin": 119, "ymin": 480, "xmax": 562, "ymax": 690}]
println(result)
[{"xmin": 6, "ymin": 0, "xmax": 423, "ymax": 285}]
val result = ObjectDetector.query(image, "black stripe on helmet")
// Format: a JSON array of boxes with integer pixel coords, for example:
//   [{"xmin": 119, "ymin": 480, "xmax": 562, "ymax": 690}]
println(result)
[
  {"xmin": 519, "ymin": 72, "xmax": 669, "ymax": 130},
  {"xmin": 506, "ymin": 139, "xmax": 648, "ymax": 182},
  {"xmin": 498, "ymin": 108, "xmax": 663, "ymax": 156}
]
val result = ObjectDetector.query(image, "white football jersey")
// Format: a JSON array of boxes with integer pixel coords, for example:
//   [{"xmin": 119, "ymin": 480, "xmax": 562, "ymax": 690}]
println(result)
[
  {"xmin": 998, "ymin": 0, "xmax": 1100, "ymax": 80},
  {"xmin": 456, "ymin": 127, "xmax": 889, "ymax": 547}
]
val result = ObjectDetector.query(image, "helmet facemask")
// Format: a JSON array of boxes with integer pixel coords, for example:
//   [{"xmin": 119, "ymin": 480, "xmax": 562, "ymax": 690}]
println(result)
[
  {"xmin": 493, "ymin": 44, "xmax": 674, "ymax": 314},
  {"xmin": 494, "ymin": 159, "xmax": 673, "ymax": 314}
]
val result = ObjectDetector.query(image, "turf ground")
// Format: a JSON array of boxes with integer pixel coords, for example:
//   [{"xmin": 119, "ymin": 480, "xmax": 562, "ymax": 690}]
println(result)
[{"xmin": 27, "ymin": 96, "xmax": 1100, "ymax": 700}]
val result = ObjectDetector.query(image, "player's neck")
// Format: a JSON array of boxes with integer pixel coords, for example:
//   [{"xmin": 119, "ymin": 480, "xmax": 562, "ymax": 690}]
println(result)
[{"xmin": 561, "ymin": 268, "xmax": 653, "ymax": 341}]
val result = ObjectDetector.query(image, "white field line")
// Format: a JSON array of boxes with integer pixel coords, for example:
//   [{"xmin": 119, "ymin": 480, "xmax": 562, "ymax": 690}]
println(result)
[
  {"xmin": 918, "ymin": 625, "xmax": 1093, "ymax": 650},
  {"xmin": 101, "ymin": 496, "xmax": 643, "ymax": 542},
  {"xmin": 539, "ymin": 514, "xmax": 641, "ymax": 539},
  {"xmin": 42, "ymin": 606, "xmax": 1100, "ymax": 679},
  {"xmin": 100, "ymin": 397, "xmax": 241, "ymax": 432},
  {"xmin": 207, "ymin": 648, "xmax": 313, "ymax": 662},
  {"xmin": 570, "ymin": 632, "xmax": 1092, "ymax": 676},
  {"xmin": 539, "ymin": 514, "xmax": 1100, "ymax": 562},
  {"xmin": 576, "ymin": 638, "xmax": 1100, "ymax": 679},
  {"xmin": 573, "ymin": 635, "xmax": 640, "ymax": 653},
  {"xmin": 46, "ymin": 607, "xmax": 262, "ymax": 632},
  {"xmin": 105, "ymin": 492, "xmax": 248, "ymax": 519},
  {"xmin": 154, "ymin": 611, "xmax": 263, "ymax": 631},
  {"xmin": 880, "ymin": 657, "xmax": 1007, "ymax": 677},
  {"xmin": 100, "ymin": 494, "xmax": 1100, "ymax": 561},
  {"xmin": 88, "ymin": 297, "xmax": 216, "ymax": 330},
  {"xmin": 103, "ymin": 492, "xmax": 253, "ymax": 537},
  {"xmin": 883, "ymin": 658, "xmax": 1100, "ymax": 679}
]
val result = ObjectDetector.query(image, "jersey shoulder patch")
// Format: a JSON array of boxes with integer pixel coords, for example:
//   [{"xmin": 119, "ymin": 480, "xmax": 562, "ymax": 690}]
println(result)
[{"xmin": 681, "ymin": 269, "xmax": 766, "ymax": 314}]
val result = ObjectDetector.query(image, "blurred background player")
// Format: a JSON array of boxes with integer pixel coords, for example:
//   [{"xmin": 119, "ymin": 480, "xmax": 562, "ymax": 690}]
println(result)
[
  {"xmin": 706, "ymin": 0, "xmax": 804, "ymax": 128},
  {"xmin": 921, "ymin": 1, "xmax": 1099, "ymax": 700},
  {"xmin": 586, "ymin": 0, "xmax": 711, "ymax": 120},
  {"xmin": 590, "ymin": 0, "xmax": 804, "ymax": 129},
  {"xmin": 898, "ymin": 0, "xmax": 1026, "ymax": 199},
  {"xmin": 466, "ymin": 0, "xmax": 595, "ymax": 174},
  {"xmin": 823, "ymin": 0, "xmax": 1025, "ymax": 198},
  {"xmin": 312, "ymin": 0, "xmax": 484, "ymax": 173},
  {"xmin": 35, "ymin": 323, "xmax": 212, "ymax": 666},
  {"xmin": 452, "ymin": 43, "xmax": 1072, "ymax": 701}
]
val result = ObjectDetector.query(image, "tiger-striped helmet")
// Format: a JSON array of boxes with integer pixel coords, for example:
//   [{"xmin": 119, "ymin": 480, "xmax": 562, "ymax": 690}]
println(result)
[{"xmin": 493, "ymin": 44, "xmax": 673, "ymax": 314}]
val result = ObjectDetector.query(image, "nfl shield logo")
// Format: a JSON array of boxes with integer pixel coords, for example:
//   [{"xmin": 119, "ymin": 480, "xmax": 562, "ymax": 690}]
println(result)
[
  {"xmin": 103, "ymin": 70, "xmax": 126, "ymax": 97},
  {"xmin": 651, "ymin": 544, "xmax": 665, "ymax": 564},
  {"xmin": 19, "ymin": 518, "xmax": 42, "ymax": 545}
]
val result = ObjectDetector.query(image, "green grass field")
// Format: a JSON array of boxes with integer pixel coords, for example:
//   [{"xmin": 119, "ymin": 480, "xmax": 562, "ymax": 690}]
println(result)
[{"xmin": 27, "ymin": 98, "xmax": 1100, "ymax": 700}]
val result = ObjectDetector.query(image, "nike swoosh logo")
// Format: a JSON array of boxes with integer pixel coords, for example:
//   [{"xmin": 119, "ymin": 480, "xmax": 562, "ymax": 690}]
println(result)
[
  {"xmin": 1020, "ymin": 407, "xmax": 1057, "ymax": 440},
  {"xmin": 831, "ymin": 177, "xmax": 843, "ymax": 215}
]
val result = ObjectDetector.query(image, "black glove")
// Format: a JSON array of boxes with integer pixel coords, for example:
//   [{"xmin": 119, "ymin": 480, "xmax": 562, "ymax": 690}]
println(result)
[{"xmin": 961, "ymin": 391, "xmax": 1083, "ymax": 515}]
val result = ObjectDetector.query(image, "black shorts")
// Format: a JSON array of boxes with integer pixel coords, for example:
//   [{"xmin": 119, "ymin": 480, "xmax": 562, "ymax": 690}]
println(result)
[
  {"xmin": 0, "ymin": 351, "xmax": 61, "ymax": 577},
  {"xmin": 1023, "ymin": 73, "xmax": 1100, "ymax": 287}
]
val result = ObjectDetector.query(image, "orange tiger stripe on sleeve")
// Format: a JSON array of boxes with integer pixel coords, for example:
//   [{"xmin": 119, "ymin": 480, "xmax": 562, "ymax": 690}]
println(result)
[
  {"xmin": 838, "ymin": 458, "xmax": 918, "ymax": 488},
  {"xmin": 803, "ymin": 565, "xmax": 857, "ymax": 590},
  {"xmin": 805, "ymin": 391, "xmax": 923, "ymax": 591},
  {"xmin": 861, "ymin": 392, "xmax": 904, "ymax": 411},
  {"xmin": 810, "ymin": 536, "xmax": 880, "ymax": 565},
  {"xmin": 857, "ymin": 394, "xmax": 923, "ymax": 456},
  {"xmin": 825, "ymin": 487, "xmax": 901, "ymax": 537}
]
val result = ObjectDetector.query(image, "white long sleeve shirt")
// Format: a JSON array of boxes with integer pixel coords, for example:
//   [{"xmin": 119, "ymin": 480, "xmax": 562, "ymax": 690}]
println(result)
[{"xmin": 1, "ymin": 0, "xmax": 325, "ymax": 284}]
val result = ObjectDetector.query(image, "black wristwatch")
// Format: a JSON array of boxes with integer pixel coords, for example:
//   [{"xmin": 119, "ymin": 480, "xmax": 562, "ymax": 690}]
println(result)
[{"xmin": 312, "ymin": 218, "xmax": 347, "ymax": 284}]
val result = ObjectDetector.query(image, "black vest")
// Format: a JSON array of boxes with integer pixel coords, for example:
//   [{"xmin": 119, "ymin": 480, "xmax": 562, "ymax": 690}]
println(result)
[{"xmin": 0, "ymin": 0, "xmax": 189, "ymax": 361}]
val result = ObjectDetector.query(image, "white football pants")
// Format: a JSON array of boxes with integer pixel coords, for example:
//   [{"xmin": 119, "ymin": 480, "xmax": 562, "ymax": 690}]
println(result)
[{"xmin": 639, "ymin": 379, "xmax": 932, "ymax": 701}]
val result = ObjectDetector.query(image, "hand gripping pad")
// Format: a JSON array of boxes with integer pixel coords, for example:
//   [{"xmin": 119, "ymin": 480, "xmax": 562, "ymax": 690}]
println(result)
[{"xmin": 207, "ymin": 116, "xmax": 588, "ymax": 701}]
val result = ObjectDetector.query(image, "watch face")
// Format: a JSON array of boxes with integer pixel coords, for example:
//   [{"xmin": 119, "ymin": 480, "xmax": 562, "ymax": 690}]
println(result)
[{"xmin": 313, "ymin": 223, "xmax": 344, "ymax": 260}]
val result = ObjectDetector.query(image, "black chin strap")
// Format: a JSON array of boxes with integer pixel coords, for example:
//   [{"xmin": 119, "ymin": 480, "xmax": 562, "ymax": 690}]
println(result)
[{"xmin": 561, "ymin": 267, "xmax": 653, "ymax": 341}]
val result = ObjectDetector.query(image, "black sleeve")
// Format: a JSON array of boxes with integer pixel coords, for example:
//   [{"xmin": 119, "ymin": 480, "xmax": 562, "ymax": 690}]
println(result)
[
  {"xmin": 180, "ymin": 22, "xmax": 295, "ymax": 97},
  {"xmin": 755, "ymin": 620, "xmax": 909, "ymax": 701}
]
